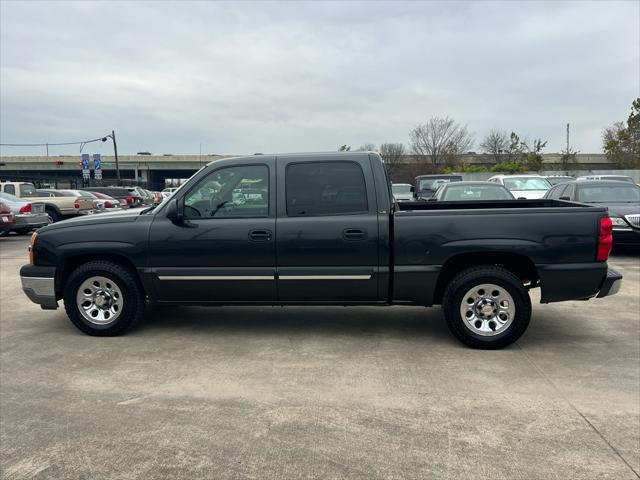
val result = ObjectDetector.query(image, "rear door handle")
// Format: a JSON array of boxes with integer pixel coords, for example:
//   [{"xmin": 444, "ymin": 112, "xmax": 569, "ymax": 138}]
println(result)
[
  {"xmin": 343, "ymin": 228, "xmax": 367, "ymax": 241},
  {"xmin": 249, "ymin": 229, "xmax": 272, "ymax": 241}
]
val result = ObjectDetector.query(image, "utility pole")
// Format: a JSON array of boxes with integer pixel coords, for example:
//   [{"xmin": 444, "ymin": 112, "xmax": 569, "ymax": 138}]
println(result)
[
  {"xmin": 111, "ymin": 130, "xmax": 121, "ymax": 185},
  {"xmin": 566, "ymin": 123, "xmax": 570, "ymax": 151}
]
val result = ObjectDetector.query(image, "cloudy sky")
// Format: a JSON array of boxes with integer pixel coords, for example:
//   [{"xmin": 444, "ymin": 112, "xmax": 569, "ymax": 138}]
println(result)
[{"xmin": 1, "ymin": 1, "xmax": 638, "ymax": 156}]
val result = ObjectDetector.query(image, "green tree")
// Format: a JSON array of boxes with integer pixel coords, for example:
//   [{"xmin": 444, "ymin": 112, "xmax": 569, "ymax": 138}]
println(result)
[
  {"xmin": 491, "ymin": 162, "xmax": 526, "ymax": 174},
  {"xmin": 338, "ymin": 144, "xmax": 351, "ymax": 152},
  {"xmin": 559, "ymin": 147, "xmax": 579, "ymax": 172},
  {"xmin": 603, "ymin": 98, "xmax": 640, "ymax": 168},
  {"xmin": 522, "ymin": 139, "xmax": 547, "ymax": 171}
]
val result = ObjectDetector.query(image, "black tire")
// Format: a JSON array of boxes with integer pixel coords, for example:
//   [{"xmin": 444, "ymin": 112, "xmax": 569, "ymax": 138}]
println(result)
[
  {"xmin": 442, "ymin": 266, "xmax": 532, "ymax": 349},
  {"xmin": 64, "ymin": 260, "xmax": 145, "ymax": 336},
  {"xmin": 15, "ymin": 228, "xmax": 31, "ymax": 235},
  {"xmin": 46, "ymin": 208, "xmax": 60, "ymax": 223}
]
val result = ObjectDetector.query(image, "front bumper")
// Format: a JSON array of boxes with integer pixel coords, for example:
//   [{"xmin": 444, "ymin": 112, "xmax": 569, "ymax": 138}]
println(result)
[
  {"xmin": 20, "ymin": 264, "xmax": 58, "ymax": 310},
  {"xmin": 612, "ymin": 229, "xmax": 640, "ymax": 246},
  {"xmin": 596, "ymin": 268, "xmax": 623, "ymax": 298}
]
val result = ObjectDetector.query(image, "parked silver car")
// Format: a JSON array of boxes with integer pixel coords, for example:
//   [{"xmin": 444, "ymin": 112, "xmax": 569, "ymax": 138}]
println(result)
[{"xmin": 0, "ymin": 192, "xmax": 50, "ymax": 234}]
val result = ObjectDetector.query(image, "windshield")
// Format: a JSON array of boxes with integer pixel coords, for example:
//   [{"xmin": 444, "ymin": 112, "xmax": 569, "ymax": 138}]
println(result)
[
  {"xmin": 441, "ymin": 185, "xmax": 514, "ymax": 201},
  {"xmin": 503, "ymin": 177, "xmax": 551, "ymax": 191},
  {"xmin": 392, "ymin": 184, "xmax": 412, "ymax": 194},
  {"xmin": 418, "ymin": 177, "xmax": 461, "ymax": 190},
  {"xmin": 577, "ymin": 185, "xmax": 640, "ymax": 203}
]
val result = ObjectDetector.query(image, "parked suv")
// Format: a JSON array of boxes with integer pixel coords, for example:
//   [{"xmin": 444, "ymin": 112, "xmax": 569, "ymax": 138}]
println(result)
[{"xmin": 414, "ymin": 174, "xmax": 462, "ymax": 200}]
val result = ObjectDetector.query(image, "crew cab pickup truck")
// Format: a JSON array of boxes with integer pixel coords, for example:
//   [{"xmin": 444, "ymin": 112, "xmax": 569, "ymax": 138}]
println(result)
[
  {"xmin": 19, "ymin": 152, "xmax": 622, "ymax": 349},
  {"xmin": 0, "ymin": 181, "xmax": 93, "ymax": 222}
]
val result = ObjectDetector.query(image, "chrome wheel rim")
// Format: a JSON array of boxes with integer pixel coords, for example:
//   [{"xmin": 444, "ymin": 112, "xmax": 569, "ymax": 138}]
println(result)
[
  {"xmin": 460, "ymin": 283, "xmax": 515, "ymax": 336},
  {"xmin": 76, "ymin": 276, "xmax": 123, "ymax": 325}
]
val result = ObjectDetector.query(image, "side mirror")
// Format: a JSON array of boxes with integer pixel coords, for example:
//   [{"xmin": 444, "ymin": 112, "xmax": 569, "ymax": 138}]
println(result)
[
  {"xmin": 165, "ymin": 198, "xmax": 184, "ymax": 225},
  {"xmin": 559, "ymin": 196, "xmax": 570, "ymax": 201},
  {"xmin": 410, "ymin": 186, "xmax": 415, "ymax": 193}
]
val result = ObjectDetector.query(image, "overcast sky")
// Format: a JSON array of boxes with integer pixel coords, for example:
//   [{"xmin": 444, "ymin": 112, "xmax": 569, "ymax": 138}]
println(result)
[{"xmin": 1, "ymin": 1, "xmax": 638, "ymax": 156}]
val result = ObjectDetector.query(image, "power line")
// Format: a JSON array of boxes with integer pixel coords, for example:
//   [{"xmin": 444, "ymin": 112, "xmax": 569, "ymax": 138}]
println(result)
[{"xmin": 0, "ymin": 135, "xmax": 110, "ymax": 152}]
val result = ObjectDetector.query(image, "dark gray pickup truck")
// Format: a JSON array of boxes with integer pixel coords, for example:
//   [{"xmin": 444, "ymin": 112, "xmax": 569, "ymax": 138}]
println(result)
[{"xmin": 20, "ymin": 152, "xmax": 622, "ymax": 348}]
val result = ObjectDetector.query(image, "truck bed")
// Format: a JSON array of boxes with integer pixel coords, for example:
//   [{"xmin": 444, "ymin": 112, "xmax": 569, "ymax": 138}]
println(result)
[{"xmin": 396, "ymin": 199, "xmax": 601, "ymax": 212}]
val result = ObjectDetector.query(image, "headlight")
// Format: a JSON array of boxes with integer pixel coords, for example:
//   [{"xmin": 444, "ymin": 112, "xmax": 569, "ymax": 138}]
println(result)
[{"xmin": 609, "ymin": 217, "xmax": 629, "ymax": 227}]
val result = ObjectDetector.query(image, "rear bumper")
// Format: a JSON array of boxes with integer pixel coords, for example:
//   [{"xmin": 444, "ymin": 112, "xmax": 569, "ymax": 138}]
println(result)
[
  {"xmin": 13, "ymin": 213, "xmax": 50, "ymax": 230},
  {"xmin": 20, "ymin": 264, "xmax": 58, "ymax": 310},
  {"xmin": 538, "ymin": 263, "xmax": 623, "ymax": 303},
  {"xmin": 596, "ymin": 268, "xmax": 623, "ymax": 298}
]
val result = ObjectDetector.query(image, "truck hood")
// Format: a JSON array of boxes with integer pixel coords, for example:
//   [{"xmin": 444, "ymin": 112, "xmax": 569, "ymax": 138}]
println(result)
[
  {"xmin": 509, "ymin": 190, "xmax": 548, "ymax": 199},
  {"xmin": 38, "ymin": 208, "xmax": 146, "ymax": 232},
  {"xmin": 590, "ymin": 202, "xmax": 640, "ymax": 218}
]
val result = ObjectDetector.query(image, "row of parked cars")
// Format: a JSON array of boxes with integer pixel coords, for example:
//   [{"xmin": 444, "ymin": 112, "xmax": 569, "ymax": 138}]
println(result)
[
  {"xmin": 392, "ymin": 173, "xmax": 640, "ymax": 247},
  {"xmin": 0, "ymin": 181, "xmax": 165, "ymax": 236}
]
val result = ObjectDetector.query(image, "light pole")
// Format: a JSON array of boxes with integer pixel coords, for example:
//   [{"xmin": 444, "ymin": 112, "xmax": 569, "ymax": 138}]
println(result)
[{"xmin": 102, "ymin": 130, "xmax": 121, "ymax": 185}]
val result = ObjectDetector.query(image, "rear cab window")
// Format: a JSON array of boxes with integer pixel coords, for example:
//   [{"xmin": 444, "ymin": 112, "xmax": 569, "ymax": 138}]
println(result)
[{"xmin": 3, "ymin": 184, "xmax": 15, "ymax": 195}]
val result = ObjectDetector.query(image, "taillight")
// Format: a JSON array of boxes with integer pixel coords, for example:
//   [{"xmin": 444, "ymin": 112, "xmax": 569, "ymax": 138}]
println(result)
[
  {"xmin": 74, "ymin": 200, "xmax": 80, "ymax": 209},
  {"xmin": 104, "ymin": 201, "xmax": 112, "ymax": 208},
  {"xmin": 596, "ymin": 217, "xmax": 613, "ymax": 261},
  {"xmin": 127, "ymin": 197, "xmax": 134, "ymax": 204},
  {"xmin": 19, "ymin": 203, "xmax": 32, "ymax": 213}
]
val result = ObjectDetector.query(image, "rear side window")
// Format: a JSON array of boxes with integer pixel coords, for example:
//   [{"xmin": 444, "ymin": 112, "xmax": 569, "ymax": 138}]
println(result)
[
  {"xmin": 286, "ymin": 161, "xmax": 368, "ymax": 216},
  {"xmin": 3, "ymin": 184, "xmax": 15, "ymax": 195}
]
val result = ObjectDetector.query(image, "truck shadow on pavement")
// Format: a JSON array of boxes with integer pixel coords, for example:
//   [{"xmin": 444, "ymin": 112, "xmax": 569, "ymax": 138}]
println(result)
[{"xmin": 134, "ymin": 305, "xmax": 459, "ymax": 344}]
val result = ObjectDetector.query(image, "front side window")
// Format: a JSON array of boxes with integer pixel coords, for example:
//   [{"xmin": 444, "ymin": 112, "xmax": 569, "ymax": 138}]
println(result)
[
  {"xmin": 286, "ymin": 161, "xmax": 368, "ymax": 216},
  {"xmin": 184, "ymin": 165, "xmax": 269, "ymax": 218}
]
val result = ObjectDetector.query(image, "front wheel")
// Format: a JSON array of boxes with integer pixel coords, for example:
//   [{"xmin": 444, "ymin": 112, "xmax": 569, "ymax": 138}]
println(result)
[
  {"xmin": 64, "ymin": 261, "xmax": 145, "ymax": 336},
  {"xmin": 442, "ymin": 266, "xmax": 532, "ymax": 349}
]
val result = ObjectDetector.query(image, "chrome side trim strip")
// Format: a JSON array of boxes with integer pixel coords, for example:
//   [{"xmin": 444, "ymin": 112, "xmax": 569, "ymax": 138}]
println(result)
[
  {"xmin": 278, "ymin": 275, "xmax": 372, "ymax": 280},
  {"xmin": 158, "ymin": 275, "xmax": 275, "ymax": 281}
]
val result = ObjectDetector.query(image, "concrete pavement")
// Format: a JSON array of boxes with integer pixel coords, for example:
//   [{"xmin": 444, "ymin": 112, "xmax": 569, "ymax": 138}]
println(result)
[{"xmin": 1, "ymin": 235, "xmax": 638, "ymax": 479}]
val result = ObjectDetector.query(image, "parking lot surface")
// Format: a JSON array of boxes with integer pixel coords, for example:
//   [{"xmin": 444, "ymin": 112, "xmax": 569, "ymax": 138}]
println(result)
[{"xmin": 1, "ymin": 235, "xmax": 638, "ymax": 479}]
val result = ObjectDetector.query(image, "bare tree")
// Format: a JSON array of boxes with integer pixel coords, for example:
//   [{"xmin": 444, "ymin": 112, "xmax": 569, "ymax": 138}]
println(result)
[
  {"xmin": 379, "ymin": 142, "xmax": 406, "ymax": 178},
  {"xmin": 357, "ymin": 143, "xmax": 376, "ymax": 151},
  {"xmin": 409, "ymin": 117, "xmax": 474, "ymax": 166},
  {"xmin": 480, "ymin": 129, "xmax": 509, "ymax": 163}
]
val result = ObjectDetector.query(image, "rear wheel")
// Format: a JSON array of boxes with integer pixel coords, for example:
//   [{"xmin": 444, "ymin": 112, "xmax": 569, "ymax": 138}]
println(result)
[
  {"xmin": 64, "ymin": 261, "xmax": 145, "ymax": 336},
  {"xmin": 442, "ymin": 266, "xmax": 531, "ymax": 349},
  {"xmin": 46, "ymin": 208, "xmax": 60, "ymax": 223}
]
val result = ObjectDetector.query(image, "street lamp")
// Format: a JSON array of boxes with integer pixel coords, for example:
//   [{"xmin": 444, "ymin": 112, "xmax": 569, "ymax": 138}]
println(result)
[{"xmin": 102, "ymin": 130, "xmax": 120, "ymax": 185}]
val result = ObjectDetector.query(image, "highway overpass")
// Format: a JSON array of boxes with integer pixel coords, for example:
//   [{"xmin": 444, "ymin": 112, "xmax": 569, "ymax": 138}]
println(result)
[{"xmin": 0, "ymin": 152, "xmax": 618, "ymax": 190}]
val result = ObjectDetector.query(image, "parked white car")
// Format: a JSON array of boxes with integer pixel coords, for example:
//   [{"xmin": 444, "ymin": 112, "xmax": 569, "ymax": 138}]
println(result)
[
  {"xmin": 391, "ymin": 183, "xmax": 414, "ymax": 202},
  {"xmin": 487, "ymin": 175, "xmax": 552, "ymax": 199}
]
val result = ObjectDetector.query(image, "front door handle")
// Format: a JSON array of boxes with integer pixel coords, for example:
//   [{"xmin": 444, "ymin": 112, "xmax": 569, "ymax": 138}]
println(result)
[
  {"xmin": 249, "ymin": 229, "xmax": 272, "ymax": 241},
  {"xmin": 343, "ymin": 228, "xmax": 367, "ymax": 241}
]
